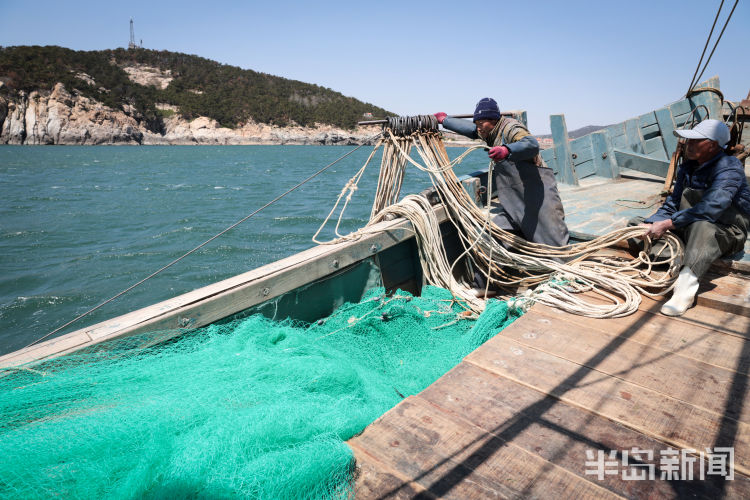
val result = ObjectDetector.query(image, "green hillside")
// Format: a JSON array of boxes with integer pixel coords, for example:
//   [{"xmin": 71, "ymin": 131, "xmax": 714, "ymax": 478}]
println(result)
[{"xmin": 0, "ymin": 45, "xmax": 393, "ymax": 130}]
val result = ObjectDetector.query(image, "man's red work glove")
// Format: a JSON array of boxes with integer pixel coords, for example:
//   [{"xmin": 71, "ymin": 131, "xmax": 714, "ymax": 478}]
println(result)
[
  {"xmin": 488, "ymin": 146, "xmax": 509, "ymax": 161},
  {"xmin": 434, "ymin": 112, "xmax": 447, "ymax": 124}
]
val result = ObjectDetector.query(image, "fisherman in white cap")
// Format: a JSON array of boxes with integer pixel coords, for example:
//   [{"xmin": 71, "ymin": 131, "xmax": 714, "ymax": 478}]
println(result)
[{"xmin": 631, "ymin": 119, "xmax": 750, "ymax": 316}]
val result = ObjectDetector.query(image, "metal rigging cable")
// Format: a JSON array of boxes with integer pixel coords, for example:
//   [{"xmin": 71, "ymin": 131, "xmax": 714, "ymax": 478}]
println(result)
[{"xmin": 687, "ymin": 0, "xmax": 739, "ymax": 94}]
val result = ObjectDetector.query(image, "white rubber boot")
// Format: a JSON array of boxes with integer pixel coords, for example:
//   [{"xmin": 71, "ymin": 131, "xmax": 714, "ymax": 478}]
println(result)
[{"xmin": 661, "ymin": 267, "xmax": 699, "ymax": 316}]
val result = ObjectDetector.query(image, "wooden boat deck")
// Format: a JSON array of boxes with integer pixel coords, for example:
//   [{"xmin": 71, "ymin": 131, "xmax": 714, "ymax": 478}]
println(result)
[
  {"xmin": 347, "ymin": 271, "xmax": 750, "ymax": 498},
  {"xmin": 558, "ymin": 170, "xmax": 750, "ymax": 269}
]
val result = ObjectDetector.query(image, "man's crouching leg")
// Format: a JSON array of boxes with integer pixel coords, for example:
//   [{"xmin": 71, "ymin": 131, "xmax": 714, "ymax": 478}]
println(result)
[
  {"xmin": 660, "ymin": 266, "xmax": 700, "ymax": 316},
  {"xmin": 660, "ymin": 220, "xmax": 723, "ymax": 316}
]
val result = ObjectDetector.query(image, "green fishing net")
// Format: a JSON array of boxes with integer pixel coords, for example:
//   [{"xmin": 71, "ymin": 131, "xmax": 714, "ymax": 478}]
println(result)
[{"xmin": 0, "ymin": 286, "xmax": 521, "ymax": 499}]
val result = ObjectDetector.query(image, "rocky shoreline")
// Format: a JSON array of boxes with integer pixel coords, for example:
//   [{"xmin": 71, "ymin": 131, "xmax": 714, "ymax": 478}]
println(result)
[{"xmin": 0, "ymin": 83, "xmax": 382, "ymax": 146}]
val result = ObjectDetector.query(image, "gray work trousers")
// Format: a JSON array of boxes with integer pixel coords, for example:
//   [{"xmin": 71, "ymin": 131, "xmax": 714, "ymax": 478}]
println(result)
[{"xmin": 628, "ymin": 188, "xmax": 750, "ymax": 278}]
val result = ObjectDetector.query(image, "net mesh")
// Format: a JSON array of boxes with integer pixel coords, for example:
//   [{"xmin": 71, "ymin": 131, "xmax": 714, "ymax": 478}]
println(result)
[{"xmin": 0, "ymin": 286, "xmax": 520, "ymax": 499}]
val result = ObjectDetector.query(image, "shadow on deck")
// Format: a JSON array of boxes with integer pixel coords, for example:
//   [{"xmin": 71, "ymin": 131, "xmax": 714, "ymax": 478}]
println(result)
[{"xmin": 348, "ymin": 172, "xmax": 750, "ymax": 498}]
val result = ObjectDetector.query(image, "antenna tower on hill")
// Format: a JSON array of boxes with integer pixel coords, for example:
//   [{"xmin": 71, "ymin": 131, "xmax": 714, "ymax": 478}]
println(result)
[{"xmin": 128, "ymin": 18, "xmax": 138, "ymax": 49}]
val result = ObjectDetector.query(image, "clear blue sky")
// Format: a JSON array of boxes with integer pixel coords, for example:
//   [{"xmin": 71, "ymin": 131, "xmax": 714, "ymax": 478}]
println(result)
[{"xmin": 1, "ymin": 0, "xmax": 747, "ymax": 134}]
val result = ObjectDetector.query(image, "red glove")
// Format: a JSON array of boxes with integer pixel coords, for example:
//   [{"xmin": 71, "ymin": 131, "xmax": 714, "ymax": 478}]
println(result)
[
  {"xmin": 488, "ymin": 146, "xmax": 509, "ymax": 161},
  {"xmin": 434, "ymin": 112, "xmax": 447, "ymax": 124}
]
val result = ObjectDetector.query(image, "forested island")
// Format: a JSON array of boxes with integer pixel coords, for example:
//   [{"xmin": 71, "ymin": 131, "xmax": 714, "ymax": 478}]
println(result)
[{"xmin": 0, "ymin": 46, "xmax": 393, "ymax": 145}]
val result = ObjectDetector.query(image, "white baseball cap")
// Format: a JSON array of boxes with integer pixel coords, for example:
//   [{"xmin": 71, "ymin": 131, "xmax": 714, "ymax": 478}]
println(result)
[{"xmin": 673, "ymin": 119, "xmax": 730, "ymax": 147}]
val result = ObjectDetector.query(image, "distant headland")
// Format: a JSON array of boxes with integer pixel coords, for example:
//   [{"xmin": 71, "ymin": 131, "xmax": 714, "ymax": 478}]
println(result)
[{"xmin": 0, "ymin": 46, "xmax": 392, "ymax": 145}]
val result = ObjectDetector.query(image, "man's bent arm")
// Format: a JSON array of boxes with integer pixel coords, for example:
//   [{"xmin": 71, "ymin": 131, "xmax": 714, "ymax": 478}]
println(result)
[
  {"xmin": 506, "ymin": 135, "xmax": 539, "ymax": 161},
  {"xmin": 441, "ymin": 117, "xmax": 479, "ymax": 139}
]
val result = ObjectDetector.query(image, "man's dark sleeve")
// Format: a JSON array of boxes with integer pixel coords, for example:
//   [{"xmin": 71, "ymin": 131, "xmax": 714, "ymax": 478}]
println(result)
[
  {"xmin": 441, "ymin": 117, "xmax": 479, "ymax": 139},
  {"xmin": 644, "ymin": 166, "xmax": 686, "ymax": 223},
  {"xmin": 671, "ymin": 161, "xmax": 745, "ymax": 227},
  {"xmin": 506, "ymin": 135, "xmax": 539, "ymax": 161}
]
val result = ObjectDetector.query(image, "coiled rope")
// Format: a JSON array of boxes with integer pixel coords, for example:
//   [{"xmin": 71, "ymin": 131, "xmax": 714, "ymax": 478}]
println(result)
[{"xmin": 315, "ymin": 125, "xmax": 683, "ymax": 318}]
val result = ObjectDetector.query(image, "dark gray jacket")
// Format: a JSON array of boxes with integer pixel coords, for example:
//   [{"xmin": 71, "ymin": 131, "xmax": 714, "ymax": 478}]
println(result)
[
  {"xmin": 646, "ymin": 151, "xmax": 750, "ymax": 227},
  {"xmin": 441, "ymin": 117, "xmax": 569, "ymax": 247}
]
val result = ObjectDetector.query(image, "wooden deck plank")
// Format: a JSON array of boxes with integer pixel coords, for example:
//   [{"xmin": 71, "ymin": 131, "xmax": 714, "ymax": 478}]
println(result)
[
  {"xmin": 697, "ymin": 272, "xmax": 750, "ymax": 316},
  {"xmin": 638, "ymin": 295, "xmax": 750, "ymax": 340},
  {"xmin": 532, "ymin": 304, "xmax": 750, "ymax": 375},
  {"xmin": 418, "ymin": 361, "xmax": 750, "ymax": 499},
  {"xmin": 348, "ymin": 442, "xmax": 433, "ymax": 499},
  {"xmin": 348, "ymin": 396, "xmax": 624, "ymax": 499},
  {"xmin": 498, "ymin": 310, "xmax": 750, "ymax": 423},
  {"xmin": 465, "ymin": 332, "xmax": 750, "ymax": 476}
]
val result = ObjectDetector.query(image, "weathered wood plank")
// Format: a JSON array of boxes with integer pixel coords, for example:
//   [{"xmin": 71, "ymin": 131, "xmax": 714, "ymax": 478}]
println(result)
[
  {"xmin": 573, "ymin": 159, "xmax": 596, "ymax": 179},
  {"xmin": 348, "ymin": 396, "xmax": 624, "ymax": 499},
  {"xmin": 498, "ymin": 311, "xmax": 750, "ymax": 423},
  {"xmin": 695, "ymin": 271, "xmax": 750, "ymax": 317},
  {"xmin": 419, "ymin": 362, "xmax": 750, "ymax": 499},
  {"xmin": 571, "ymin": 139, "xmax": 593, "ymax": 164},
  {"xmin": 639, "ymin": 111, "xmax": 658, "ymax": 129},
  {"xmin": 655, "ymin": 106, "xmax": 679, "ymax": 157},
  {"xmin": 625, "ymin": 118, "xmax": 645, "ymax": 154},
  {"xmin": 541, "ymin": 148, "xmax": 558, "ymax": 174},
  {"xmin": 551, "ymin": 114, "xmax": 579, "ymax": 186},
  {"xmin": 643, "ymin": 136, "xmax": 668, "ymax": 161},
  {"xmin": 348, "ymin": 442, "xmax": 433, "ymax": 499},
  {"xmin": 590, "ymin": 131, "xmax": 619, "ymax": 179},
  {"xmin": 641, "ymin": 123, "xmax": 660, "ymax": 139},
  {"xmin": 532, "ymin": 303, "xmax": 750, "ymax": 375},
  {"xmin": 690, "ymin": 76, "xmax": 723, "ymax": 119},
  {"xmin": 465, "ymin": 333, "xmax": 750, "ymax": 475},
  {"xmin": 613, "ymin": 149, "xmax": 670, "ymax": 177},
  {"xmin": 668, "ymin": 100, "xmax": 693, "ymax": 122}
]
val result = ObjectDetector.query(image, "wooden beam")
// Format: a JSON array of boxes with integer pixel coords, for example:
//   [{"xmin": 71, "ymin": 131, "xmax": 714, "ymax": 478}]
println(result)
[
  {"xmin": 550, "ymin": 114, "xmax": 578, "ymax": 185},
  {"xmin": 590, "ymin": 130, "xmax": 619, "ymax": 178},
  {"xmin": 613, "ymin": 149, "xmax": 670, "ymax": 177},
  {"xmin": 655, "ymin": 106, "xmax": 678, "ymax": 157}
]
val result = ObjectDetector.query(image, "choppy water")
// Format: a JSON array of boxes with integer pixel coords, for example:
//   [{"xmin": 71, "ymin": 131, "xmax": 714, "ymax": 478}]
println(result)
[{"xmin": 0, "ymin": 145, "xmax": 489, "ymax": 356}]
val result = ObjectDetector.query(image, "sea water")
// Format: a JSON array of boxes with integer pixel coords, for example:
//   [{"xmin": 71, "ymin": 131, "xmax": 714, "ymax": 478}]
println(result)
[{"xmin": 0, "ymin": 145, "xmax": 489, "ymax": 356}]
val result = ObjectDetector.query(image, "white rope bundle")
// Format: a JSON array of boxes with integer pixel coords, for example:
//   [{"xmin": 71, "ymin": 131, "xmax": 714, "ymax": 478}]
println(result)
[{"xmin": 315, "ymin": 129, "xmax": 683, "ymax": 318}]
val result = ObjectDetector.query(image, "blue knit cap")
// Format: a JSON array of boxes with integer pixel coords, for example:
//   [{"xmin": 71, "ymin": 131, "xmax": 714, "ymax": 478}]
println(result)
[{"xmin": 473, "ymin": 97, "xmax": 501, "ymax": 122}]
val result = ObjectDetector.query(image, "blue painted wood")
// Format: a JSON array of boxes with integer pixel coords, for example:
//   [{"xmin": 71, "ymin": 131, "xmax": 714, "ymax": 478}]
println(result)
[
  {"xmin": 668, "ymin": 99, "xmax": 692, "ymax": 118},
  {"xmin": 624, "ymin": 118, "xmax": 645, "ymax": 153},
  {"xmin": 690, "ymin": 76, "xmax": 722, "ymax": 118},
  {"xmin": 654, "ymin": 106, "xmax": 678, "ymax": 157},
  {"xmin": 641, "ymin": 123, "xmax": 661, "ymax": 139},
  {"xmin": 607, "ymin": 123, "xmax": 628, "ymax": 150},
  {"xmin": 570, "ymin": 138, "xmax": 593, "ymax": 164},
  {"xmin": 613, "ymin": 149, "xmax": 670, "ymax": 177},
  {"xmin": 643, "ymin": 136, "xmax": 668, "ymax": 161},
  {"xmin": 518, "ymin": 110, "xmax": 528, "ymax": 129},
  {"xmin": 672, "ymin": 110, "xmax": 703, "ymax": 130},
  {"xmin": 574, "ymin": 159, "xmax": 596, "ymax": 179},
  {"xmin": 639, "ymin": 112, "xmax": 658, "ymax": 128},
  {"xmin": 540, "ymin": 148, "xmax": 557, "ymax": 173},
  {"xmin": 550, "ymin": 114, "xmax": 578, "ymax": 185},
  {"xmin": 590, "ymin": 130, "xmax": 619, "ymax": 178}
]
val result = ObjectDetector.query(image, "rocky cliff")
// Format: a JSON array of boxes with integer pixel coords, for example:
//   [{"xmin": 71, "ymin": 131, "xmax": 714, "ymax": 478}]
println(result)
[{"xmin": 0, "ymin": 83, "xmax": 380, "ymax": 146}]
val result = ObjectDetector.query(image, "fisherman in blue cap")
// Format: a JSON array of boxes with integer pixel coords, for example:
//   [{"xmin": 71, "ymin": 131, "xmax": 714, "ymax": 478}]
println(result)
[
  {"xmin": 435, "ymin": 98, "xmax": 569, "ymax": 296},
  {"xmin": 435, "ymin": 98, "xmax": 568, "ymax": 248},
  {"xmin": 630, "ymin": 119, "xmax": 750, "ymax": 316}
]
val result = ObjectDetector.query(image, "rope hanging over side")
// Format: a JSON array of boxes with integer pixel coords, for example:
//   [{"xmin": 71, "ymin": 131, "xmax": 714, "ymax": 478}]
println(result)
[{"xmin": 315, "ymin": 122, "xmax": 683, "ymax": 319}]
